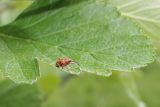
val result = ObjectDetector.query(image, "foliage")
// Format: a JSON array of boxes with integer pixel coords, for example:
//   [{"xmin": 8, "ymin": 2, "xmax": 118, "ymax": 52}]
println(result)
[
  {"xmin": 0, "ymin": 0, "xmax": 157, "ymax": 83},
  {"xmin": 0, "ymin": 79, "xmax": 41, "ymax": 107},
  {"xmin": 0, "ymin": 0, "xmax": 160, "ymax": 106}
]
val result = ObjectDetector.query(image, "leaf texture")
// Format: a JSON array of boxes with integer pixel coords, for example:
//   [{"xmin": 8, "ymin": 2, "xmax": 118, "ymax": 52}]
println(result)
[{"xmin": 0, "ymin": 1, "xmax": 155, "ymax": 83}]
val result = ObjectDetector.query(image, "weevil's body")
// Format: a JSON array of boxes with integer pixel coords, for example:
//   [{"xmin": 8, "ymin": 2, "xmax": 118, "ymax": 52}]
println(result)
[{"xmin": 56, "ymin": 58, "xmax": 72, "ymax": 68}]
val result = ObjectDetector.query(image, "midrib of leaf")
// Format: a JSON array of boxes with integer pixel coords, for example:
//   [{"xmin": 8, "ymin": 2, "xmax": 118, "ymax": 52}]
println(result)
[
  {"xmin": 124, "ymin": 6, "xmax": 160, "ymax": 14},
  {"xmin": 121, "ymin": 13, "xmax": 159, "ymax": 24},
  {"xmin": 117, "ymin": 0, "xmax": 142, "ymax": 9}
]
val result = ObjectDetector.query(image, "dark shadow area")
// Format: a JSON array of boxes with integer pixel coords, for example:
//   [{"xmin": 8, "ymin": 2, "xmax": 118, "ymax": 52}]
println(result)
[
  {"xmin": 0, "ymin": 0, "xmax": 88, "ymax": 39},
  {"xmin": 60, "ymin": 74, "xmax": 77, "ymax": 86},
  {"xmin": 0, "ymin": 25, "xmax": 33, "ymax": 39},
  {"xmin": 19, "ymin": 0, "xmax": 87, "ymax": 19}
]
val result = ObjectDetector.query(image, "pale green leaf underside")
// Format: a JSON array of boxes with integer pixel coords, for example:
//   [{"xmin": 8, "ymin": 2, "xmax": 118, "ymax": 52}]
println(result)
[
  {"xmin": 0, "ymin": 1, "xmax": 155, "ymax": 83},
  {"xmin": 107, "ymin": 0, "xmax": 160, "ymax": 39}
]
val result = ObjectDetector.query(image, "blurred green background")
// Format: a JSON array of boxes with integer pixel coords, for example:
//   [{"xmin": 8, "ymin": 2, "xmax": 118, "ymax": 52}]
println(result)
[
  {"xmin": 1, "ymin": 60, "xmax": 160, "ymax": 107},
  {"xmin": 0, "ymin": 1, "xmax": 160, "ymax": 107}
]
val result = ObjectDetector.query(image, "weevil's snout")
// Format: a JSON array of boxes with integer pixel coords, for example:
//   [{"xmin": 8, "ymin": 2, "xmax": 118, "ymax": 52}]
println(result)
[{"xmin": 56, "ymin": 63, "xmax": 60, "ymax": 68}]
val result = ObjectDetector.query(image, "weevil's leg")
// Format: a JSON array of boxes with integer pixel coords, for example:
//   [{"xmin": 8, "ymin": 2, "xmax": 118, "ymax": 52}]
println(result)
[
  {"xmin": 71, "ymin": 61, "xmax": 80, "ymax": 66},
  {"xmin": 59, "ymin": 66, "xmax": 63, "ymax": 69},
  {"xmin": 65, "ymin": 66, "xmax": 72, "ymax": 72}
]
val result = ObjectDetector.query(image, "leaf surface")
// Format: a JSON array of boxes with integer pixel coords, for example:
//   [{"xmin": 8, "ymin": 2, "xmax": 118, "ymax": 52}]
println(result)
[
  {"xmin": 107, "ymin": 0, "xmax": 160, "ymax": 39},
  {"xmin": 0, "ymin": 80, "xmax": 41, "ymax": 107},
  {"xmin": 0, "ymin": 1, "xmax": 155, "ymax": 83}
]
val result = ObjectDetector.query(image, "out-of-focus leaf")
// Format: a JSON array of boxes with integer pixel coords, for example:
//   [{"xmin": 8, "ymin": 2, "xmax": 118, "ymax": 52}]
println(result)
[
  {"xmin": 20, "ymin": 0, "xmax": 89, "ymax": 18},
  {"xmin": 139, "ymin": 62, "xmax": 160, "ymax": 107},
  {"xmin": 37, "ymin": 61, "xmax": 61, "ymax": 95},
  {"xmin": 37, "ymin": 73, "xmax": 60, "ymax": 95},
  {"xmin": 0, "ymin": 1, "xmax": 155, "ymax": 83},
  {"xmin": 45, "ymin": 62, "xmax": 160, "ymax": 107},
  {"xmin": 118, "ymin": 72, "xmax": 146, "ymax": 107},
  {"xmin": 43, "ymin": 74, "xmax": 135, "ymax": 107},
  {"xmin": 0, "ymin": 80, "xmax": 41, "ymax": 107},
  {"xmin": 23, "ymin": 0, "xmax": 59, "ymax": 12},
  {"xmin": 107, "ymin": 0, "xmax": 160, "ymax": 39},
  {"xmin": 0, "ymin": 0, "xmax": 34, "ymax": 26},
  {"xmin": 42, "ymin": 63, "xmax": 160, "ymax": 107}
]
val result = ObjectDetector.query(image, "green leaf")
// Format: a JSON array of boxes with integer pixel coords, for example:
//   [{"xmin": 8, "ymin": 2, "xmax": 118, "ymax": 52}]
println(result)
[
  {"xmin": 0, "ymin": 1, "xmax": 155, "ymax": 83},
  {"xmin": 21, "ymin": 0, "xmax": 88, "ymax": 15},
  {"xmin": 0, "ymin": 80, "xmax": 41, "ymax": 107},
  {"xmin": 0, "ymin": 0, "xmax": 34, "ymax": 26},
  {"xmin": 138, "ymin": 62, "xmax": 160, "ymax": 107},
  {"xmin": 42, "ymin": 62, "xmax": 160, "ymax": 107},
  {"xmin": 37, "ymin": 61, "xmax": 64, "ymax": 95},
  {"xmin": 107, "ymin": 0, "xmax": 160, "ymax": 39},
  {"xmin": 0, "ymin": 33, "xmax": 40, "ymax": 83},
  {"xmin": 118, "ymin": 72, "xmax": 146, "ymax": 107},
  {"xmin": 42, "ymin": 74, "xmax": 136, "ymax": 107},
  {"xmin": 23, "ymin": 0, "xmax": 59, "ymax": 12},
  {"xmin": 37, "ymin": 73, "xmax": 61, "ymax": 95}
]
